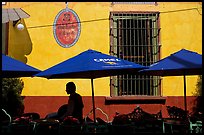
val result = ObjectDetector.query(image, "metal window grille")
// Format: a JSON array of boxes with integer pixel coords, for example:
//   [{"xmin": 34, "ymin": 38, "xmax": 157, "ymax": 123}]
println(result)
[{"xmin": 110, "ymin": 12, "xmax": 161, "ymax": 96}]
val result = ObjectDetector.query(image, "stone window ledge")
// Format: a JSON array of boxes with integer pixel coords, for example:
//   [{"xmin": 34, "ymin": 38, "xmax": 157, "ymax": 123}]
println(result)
[{"xmin": 105, "ymin": 96, "xmax": 166, "ymax": 105}]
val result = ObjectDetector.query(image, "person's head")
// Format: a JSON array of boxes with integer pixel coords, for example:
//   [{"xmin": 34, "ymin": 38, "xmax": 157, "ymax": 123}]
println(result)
[{"xmin": 66, "ymin": 82, "xmax": 76, "ymax": 94}]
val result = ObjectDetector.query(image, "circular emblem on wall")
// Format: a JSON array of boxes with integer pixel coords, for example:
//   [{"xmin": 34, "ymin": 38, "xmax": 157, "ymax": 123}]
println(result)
[{"xmin": 53, "ymin": 7, "xmax": 81, "ymax": 48}]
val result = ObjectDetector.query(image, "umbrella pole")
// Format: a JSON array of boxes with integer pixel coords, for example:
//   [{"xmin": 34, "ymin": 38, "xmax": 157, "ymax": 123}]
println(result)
[
  {"xmin": 91, "ymin": 78, "xmax": 96, "ymax": 124},
  {"xmin": 183, "ymin": 74, "xmax": 187, "ymax": 112}
]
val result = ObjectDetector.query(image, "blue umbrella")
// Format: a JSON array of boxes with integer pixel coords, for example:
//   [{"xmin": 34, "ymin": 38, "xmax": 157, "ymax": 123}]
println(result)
[
  {"xmin": 139, "ymin": 49, "xmax": 202, "ymax": 112},
  {"xmin": 2, "ymin": 54, "xmax": 41, "ymax": 78},
  {"xmin": 35, "ymin": 49, "xmax": 147, "ymax": 123}
]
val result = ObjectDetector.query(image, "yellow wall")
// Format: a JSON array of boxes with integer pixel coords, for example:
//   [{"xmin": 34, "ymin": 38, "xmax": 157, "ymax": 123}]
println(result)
[
  {"xmin": 4, "ymin": 2, "xmax": 202, "ymax": 97},
  {"xmin": 158, "ymin": 2, "xmax": 202, "ymax": 96}
]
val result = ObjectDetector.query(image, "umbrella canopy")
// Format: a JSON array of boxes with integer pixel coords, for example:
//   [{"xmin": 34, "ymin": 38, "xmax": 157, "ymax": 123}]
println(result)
[
  {"xmin": 35, "ymin": 49, "xmax": 147, "ymax": 79},
  {"xmin": 35, "ymin": 49, "xmax": 147, "ymax": 123},
  {"xmin": 139, "ymin": 49, "xmax": 202, "ymax": 76},
  {"xmin": 139, "ymin": 49, "xmax": 202, "ymax": 112},
  {"xmin": 2, "ymin": 54, "xmax": 41, "ymax": 78}
]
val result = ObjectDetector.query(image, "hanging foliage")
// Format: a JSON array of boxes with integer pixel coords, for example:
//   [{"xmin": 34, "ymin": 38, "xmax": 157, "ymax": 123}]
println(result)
[{"xmin": 2, "ymin": 78, "xmax": 25, "ymax": 117}]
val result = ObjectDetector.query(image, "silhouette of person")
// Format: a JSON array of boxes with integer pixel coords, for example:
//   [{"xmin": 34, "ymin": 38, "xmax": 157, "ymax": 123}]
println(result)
[{"xmin": 60, "ymin": 82, "xmax": 84, "ymax": 123}]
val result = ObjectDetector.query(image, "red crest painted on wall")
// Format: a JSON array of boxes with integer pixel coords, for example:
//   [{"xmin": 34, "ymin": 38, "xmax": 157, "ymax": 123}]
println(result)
[{"xmin": 53, "ymin": 8, "xmax": 81, "ymax": 48}]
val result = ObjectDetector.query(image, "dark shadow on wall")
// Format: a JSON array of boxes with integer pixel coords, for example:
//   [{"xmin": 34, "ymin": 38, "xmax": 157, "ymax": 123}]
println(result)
[
  {"xmin": 9, "ymin": 19, "xmax": 33, "ymax": 63},
  {"xmin": 191, "ymin": 76, "xmax": 202, "ymax": 114}
]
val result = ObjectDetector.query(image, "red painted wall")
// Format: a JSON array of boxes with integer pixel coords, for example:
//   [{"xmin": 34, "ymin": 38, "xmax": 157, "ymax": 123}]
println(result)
[{"xmin": 23, "ymin": 96, "xmax": 198, "ymax": 122}]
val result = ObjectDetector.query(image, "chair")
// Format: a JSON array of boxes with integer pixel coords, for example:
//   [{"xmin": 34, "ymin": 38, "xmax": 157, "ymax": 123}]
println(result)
[
  {"xmin": 128, "ymin": 106, "xmax": 164, "ymax": 133},
  {"xmin": 1, "ymin": 109, "xmax": 12, "ymax": 133},
  {"xmin": 21, "ymin": 112, "xmax": 40, "ymax": 120},
  {"xmin": 164, "ymin": 106, "xmax": 190, "ymax": 133},
  {"xmin": 11, "ymin": 113, "xmax": 40, "ymax": 134},
  {"xmin": 33, "ymin": 119, "xmax": 60, "ymax": 134},
  {"xmin": 189, "ymin": 120, "xmax": 202, "ymax": 133},
  {"xmin": 82, "ymin": 107, "xmax": 110, "ymax": 133}
]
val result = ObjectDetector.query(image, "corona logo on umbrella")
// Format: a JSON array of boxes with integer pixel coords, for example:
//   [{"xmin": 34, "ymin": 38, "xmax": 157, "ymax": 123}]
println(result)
[
  {"xmin": 94, "ymin": 58, "xmax": 120, "ymax": 65},
  {"xmin": 53, "ymin": 3, "xmax": 81, "ymax": 48}
]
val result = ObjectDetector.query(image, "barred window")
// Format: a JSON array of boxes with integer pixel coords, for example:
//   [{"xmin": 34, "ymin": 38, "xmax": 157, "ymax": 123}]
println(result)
[{"xmin": 110, "ymin": 12, "xmax": 161, "ymax": 96}]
